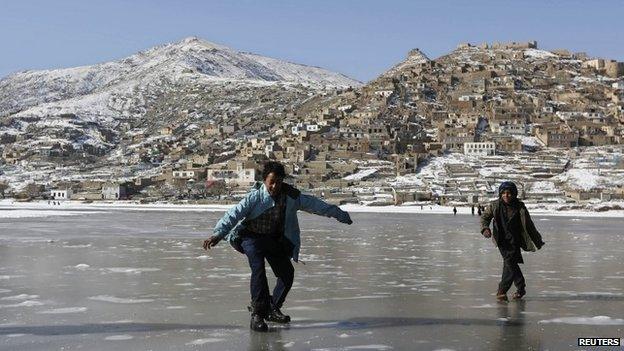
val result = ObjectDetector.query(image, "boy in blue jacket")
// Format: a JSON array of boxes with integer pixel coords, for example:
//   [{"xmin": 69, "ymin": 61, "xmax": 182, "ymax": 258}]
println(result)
[{"xmin": 203, "ymin": 161, "xmax": 353, "ymax": 332}]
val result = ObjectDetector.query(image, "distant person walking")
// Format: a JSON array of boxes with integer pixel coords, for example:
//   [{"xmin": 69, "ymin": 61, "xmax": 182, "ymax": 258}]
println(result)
[
  {"xmin": 471, "ymin": 205, "xmax": 475, "ymax": 215},
  {"xmin": 453, "ymin": 206, "xmax": 457, "ymax": 216},
  {"xmin": 480, "ymin": 181, "xmax": 545, "ymax": 301},
  {"xmin": 477, "ymin": 205, "xmax": 482, "ymax": 216},
  {"xmin": 203, "ymin": 161, "xmax": 353, "ymax": 332}
]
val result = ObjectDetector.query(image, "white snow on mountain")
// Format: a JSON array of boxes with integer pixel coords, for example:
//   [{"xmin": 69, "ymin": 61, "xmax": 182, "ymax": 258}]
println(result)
[
  {"xmin": 0, "ymin": 36, "xmax": 361, "ymax": 117},
  {"xmin": 554, "ymin": 168, "xmax": 624, "ymax": 191},
  {"xmin": 343, "ymin": 168, "xmax": 378, "ymax": 181}
]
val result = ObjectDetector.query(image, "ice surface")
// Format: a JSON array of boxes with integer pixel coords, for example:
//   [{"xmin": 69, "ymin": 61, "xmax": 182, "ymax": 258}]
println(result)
[{"xmin": 1, "ymin": 209, "xmax": 623, "ymax": 350}]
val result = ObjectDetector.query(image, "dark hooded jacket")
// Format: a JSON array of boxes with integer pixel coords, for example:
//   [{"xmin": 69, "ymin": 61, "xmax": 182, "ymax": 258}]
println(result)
[{"xmin": 480, "ymin": 199, "xmax": 544, "ymax": 255}]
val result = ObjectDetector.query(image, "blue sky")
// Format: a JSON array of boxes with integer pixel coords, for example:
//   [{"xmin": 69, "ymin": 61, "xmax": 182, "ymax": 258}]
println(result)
[{"xmin": 1, "ymin": 0, "xmax": 623, "ymax": 82}]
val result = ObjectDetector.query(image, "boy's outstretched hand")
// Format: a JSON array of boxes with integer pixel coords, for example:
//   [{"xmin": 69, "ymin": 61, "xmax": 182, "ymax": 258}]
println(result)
[
  {"xmin": 482, "ymin": 228, "xmax": 492, "ymax": 238},
  {"xmin": 203, "ymin": 235, "xmax": 221, "ymax": 250},
  {"xmin": 340, "ymin": 212, "xmax": 353, "ymax": 225}
]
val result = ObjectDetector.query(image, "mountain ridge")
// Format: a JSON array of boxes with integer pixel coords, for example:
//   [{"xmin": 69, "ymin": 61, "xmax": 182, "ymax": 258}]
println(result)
[{"xmin": 0, "ymin": 36, "xmax": 361, "ymax": 117}]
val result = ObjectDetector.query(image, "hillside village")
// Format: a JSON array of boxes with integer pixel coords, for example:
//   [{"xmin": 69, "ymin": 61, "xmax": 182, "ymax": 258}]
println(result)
[{"xmin": 1, "ymin": 39, "xmax": 623, "ymax": 211}]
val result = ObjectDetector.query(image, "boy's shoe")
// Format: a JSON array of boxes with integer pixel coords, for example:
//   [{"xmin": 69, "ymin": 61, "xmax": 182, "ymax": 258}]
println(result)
[
  {"xmin": 250, "ymin": 313, "xmax": 268, "ymax": 332},
  {"xmin": 266, "ymin": 307, "xmax": 291, "ymax": 323},
  {"xmin": 512, "ymin": 290, "xmax": 526, "ymax": 300},
  {"xmin": 496, "ymin": 290, "xmax": 508, "ymax": 302}
]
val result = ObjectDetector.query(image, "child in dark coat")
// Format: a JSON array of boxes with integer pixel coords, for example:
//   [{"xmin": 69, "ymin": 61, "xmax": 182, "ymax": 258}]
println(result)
[{"xmin": 480, "ymin": 181, "xmax": 545, "ymax": 301}]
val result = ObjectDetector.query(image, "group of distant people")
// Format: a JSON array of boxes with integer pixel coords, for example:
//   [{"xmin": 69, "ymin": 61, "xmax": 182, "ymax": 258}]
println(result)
[
  {"xmin": 203, "ymin": 161, "xmax": 545, "ymax": 332},
  {"xmin": 453, "ymin": 204, "xmax": 486, "ymax": 216}
]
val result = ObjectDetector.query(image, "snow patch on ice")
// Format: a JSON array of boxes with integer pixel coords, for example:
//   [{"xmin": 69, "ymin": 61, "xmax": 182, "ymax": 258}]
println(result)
[
  {"xmin": 287, "ymin": 306, "xmax": 319, "ymax": 311},
  {"xmin": 0, "ymin": 210, "xmax": 103, "ymax": 218},
  {"xmin": 313, "ymin": 345, "xmax": 393, "ymax": 351},
  {"xmin": 88, "ymin": 295, "xmax": 154, "ymax": 304},
  {"xmin": 293, "ymin": 321, "xmax": 340, "ymax": 328},
  {"xmin": 104, "ymin": 334, "xmax": 134, "ymax": 340},
  {"xmin": 226, "ymin": 273, "xmax": 251, "ymax": 278},
  {"xmin": 63, "ymin": 244, "xmax": 92, "ymax": 248},
  {"xmin": 0, "ymin": 275, "xmax": 24, "ymax": 280},
  {"xmin": 469, "ymin": 304, "xmax": 498, "ymax": 309},
  {"xmin": 186, "ymin": 338, "xmax": 225, "ymax": 345},
  {"xmin": 519, "ymin": 311, "xmax": 547, "ymax": 316},
  {"xmin": 539, "ymin": 316, "xmax": 624, "ymax": 325},
  {"xmin": 540, "ymin": 291, "xmax": 623, "ymax": 298},
  {"xmin": 38, "ymin": 307, "xmax": 87, "ymax": 314},
  {"xmin": 103, "ymin": 267, "xmax": 161, "ymax": 274},
  {"xmin": 0, "ymin": 300, "xmax": 44, "ymax": 308},
  {"xmin": 1, "ymin": 294, "xmax": 39, "ymax": 301}
]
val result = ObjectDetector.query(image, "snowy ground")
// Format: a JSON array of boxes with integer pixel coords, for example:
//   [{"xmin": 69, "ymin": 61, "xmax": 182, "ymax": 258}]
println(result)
[
  {"xmin": 1, "ymin": 208, "xmax": 623, "ymax": 350},
  {"xmin": 2, "ymin": 199, "xmax": 624, "ymax": 218}
]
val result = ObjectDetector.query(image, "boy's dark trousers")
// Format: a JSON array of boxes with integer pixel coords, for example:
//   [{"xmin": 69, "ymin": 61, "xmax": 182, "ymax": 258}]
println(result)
[
  {"xmin": 499, "ymin": 258, "xmax": 525, "ymax": 293},
  {"xmin": 241, "ymin": 235, "xmax": 294, "ymax": 316}
]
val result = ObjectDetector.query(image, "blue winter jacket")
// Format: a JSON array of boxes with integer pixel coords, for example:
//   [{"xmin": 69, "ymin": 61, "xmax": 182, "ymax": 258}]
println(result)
[{"xmin": 213, "ymin": 182, "xmax": 351, "ymax": 262}]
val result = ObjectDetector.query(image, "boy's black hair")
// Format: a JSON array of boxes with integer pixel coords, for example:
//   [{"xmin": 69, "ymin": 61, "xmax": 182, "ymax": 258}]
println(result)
[{"xmin": 262, "ymin": 161, "xmax": 286, "ymax": 180}]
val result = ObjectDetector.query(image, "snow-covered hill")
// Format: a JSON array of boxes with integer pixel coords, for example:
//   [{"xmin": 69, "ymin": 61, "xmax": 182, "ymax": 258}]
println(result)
[
  {"xmin": 0, "ymin": 36, "xmax": 361, "ymax": 117},
  {"xmin": 0, "ymin": 37, "xmax": 362, "ymax": 161}
]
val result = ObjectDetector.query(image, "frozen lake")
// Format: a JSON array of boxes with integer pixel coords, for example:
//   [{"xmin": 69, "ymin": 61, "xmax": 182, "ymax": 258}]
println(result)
[{"xmin": 1, "ymin": 208, "xmax": 623, "ymax": 350}]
